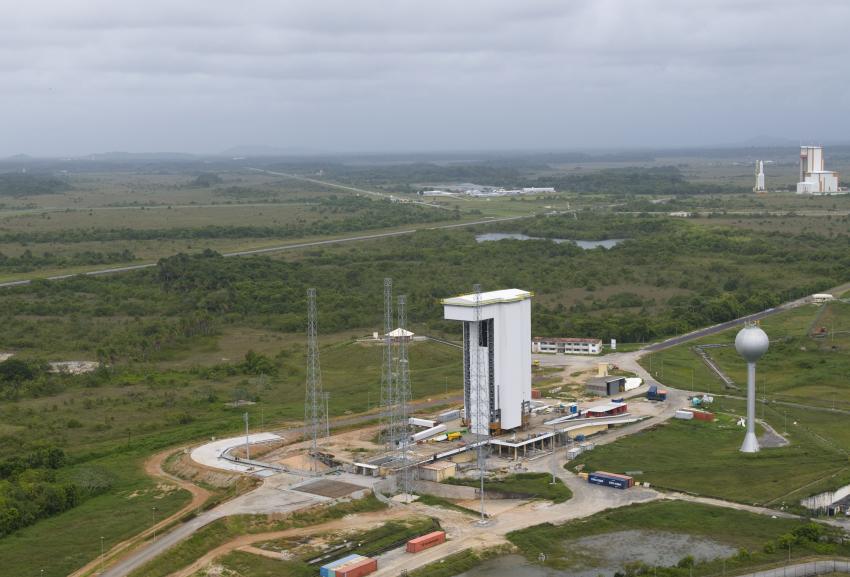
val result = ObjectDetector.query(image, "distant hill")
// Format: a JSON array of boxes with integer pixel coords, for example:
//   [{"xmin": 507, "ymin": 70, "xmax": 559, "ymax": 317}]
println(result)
[
  {"xmin": 83, "ymin": 151, "xmax": 198, "ymax": 161},
  {"xmin": 220, "ymin": 144, "xmax": 315, "ymax": 157}
]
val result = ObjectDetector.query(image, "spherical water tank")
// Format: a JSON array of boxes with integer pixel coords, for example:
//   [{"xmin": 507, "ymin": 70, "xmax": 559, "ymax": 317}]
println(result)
[{"xmin": 735, "ymin": 325, "xmax": 769, "ymax": 362}]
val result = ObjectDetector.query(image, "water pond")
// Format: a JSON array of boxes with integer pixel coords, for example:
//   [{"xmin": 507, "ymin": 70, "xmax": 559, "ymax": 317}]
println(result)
[{"xmin": 475, "ymin": 233, "xmax": 625, "ymax": 249}]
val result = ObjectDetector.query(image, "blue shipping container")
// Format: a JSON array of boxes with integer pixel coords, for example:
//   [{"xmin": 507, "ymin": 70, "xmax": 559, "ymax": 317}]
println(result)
[
  {"xmin": 588, "ymin": 473, "xmax": 627, "ymax": 490},
  {"xmin": 320, "ymin": 555, "xmax": 363, "ymax": 577}
]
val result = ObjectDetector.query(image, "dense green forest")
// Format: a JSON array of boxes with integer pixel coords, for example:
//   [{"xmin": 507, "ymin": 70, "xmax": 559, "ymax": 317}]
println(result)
[
  {"xmin": 0, "ymin": 445, "xmax": 111, "ymax": 536},
  {"xmin": 0, "ymin": 173, "xmax": 71, "ymax": 197},
  {"xmin": 277, "ymin": 163, "xmax": 745, "ymax": 195},
  {"xmin": 0, "ymin": 214, "xmax": 843, "ymax": 364},
  {"xmin": 0, "ymin": 249, "xmax": 136, "ymax": 272},
  {"xmin": 533, "ymin": 166, "xmax": 746, "ymax": 195}
]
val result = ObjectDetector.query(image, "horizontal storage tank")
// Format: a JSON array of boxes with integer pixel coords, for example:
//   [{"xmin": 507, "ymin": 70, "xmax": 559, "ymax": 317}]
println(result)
[
  {"xmin": 674, "ymin": 410, "xmax": 694, "ymax": 420},
  {"xmin": 335, "ymin": 557, "xmax": 377, "ymax": 577},
  {"xmin": 321, "ymin": 554, "xmax": 363, "ymax": 577},
  {"xmin": 410, "ymin": 417, "xmax": 436, "ymax": 428},
  {"xmin": 412, "ymin": 424, "xmax": 447, "ymax": 442},
  {"xmin": 407, "ymin": 530, "xmax": 447, "ymax": 553},
  {"xmin": 437, "ymin": 409, "xmax": 462, "ymax": 423}
]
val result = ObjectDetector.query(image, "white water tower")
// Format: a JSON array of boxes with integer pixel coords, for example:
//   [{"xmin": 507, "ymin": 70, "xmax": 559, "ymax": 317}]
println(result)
[{"xmin": 735, "ymin": 324, "xmax": 769, "ymax": 453}]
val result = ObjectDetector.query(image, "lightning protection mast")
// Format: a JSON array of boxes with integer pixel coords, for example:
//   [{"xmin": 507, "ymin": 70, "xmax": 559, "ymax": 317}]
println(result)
[
  {"xmin": 396, "ymin": 294, "xmax": 412, "ymax": 499},
  {"xmin": 381, "ymin": 278, "xmax": 396, "ymax": 450},
  {"xmin": 305, "ymin": 288, "xmax": 327, "ymax": 470}
]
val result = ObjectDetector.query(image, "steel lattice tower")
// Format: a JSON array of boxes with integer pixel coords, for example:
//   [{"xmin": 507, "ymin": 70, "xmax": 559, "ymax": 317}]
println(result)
[
  {"xmin": 304, "ymin": 288, "xmax": 327, "ymax": 466},
  {"xmin": 472, "ymin": 283, "xmax": 488, "ymax": 521},
  {"xmin": 380, "ymin": 278, "xmax": 396, "ymax": 449},
  {"xmin": 396, "ymin": 294, "xmax": 412, "ymax": 498}
]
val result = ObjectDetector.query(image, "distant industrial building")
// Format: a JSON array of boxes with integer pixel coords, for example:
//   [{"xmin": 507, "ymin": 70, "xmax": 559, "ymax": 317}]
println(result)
[
  {"xmin": 753, "ymin": 160, "xmax": 766, "ymax": 192},
  {"xmin": 442, "ymin": 289, "xmax": 532, "ymax": 435},
  {"xmin": 420, "ymin": 190, "xmax": 455, "ymax": 197},
  {"xmin": 532, "ymin": 337, "xmax": 602, "ymax": 355},
  {"xmin": 797, "ymin": 146, "xmax": 840, "ymax": 194}
]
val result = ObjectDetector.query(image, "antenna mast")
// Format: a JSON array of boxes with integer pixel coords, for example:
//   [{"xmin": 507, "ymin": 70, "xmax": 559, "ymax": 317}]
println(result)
[
  {"xmin": 305, "ymin": 288, "xmax": 326, "ymax": 469},
  {"xmin": 396, "ymin": 294, "xmax": 412, "ymax": 499},
  {"xmin": 380, "ymin": 278, "xmax": 396, "ymax": 449}
]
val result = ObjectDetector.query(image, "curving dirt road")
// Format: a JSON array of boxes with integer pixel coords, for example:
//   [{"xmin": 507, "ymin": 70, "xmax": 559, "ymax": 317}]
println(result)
[{"xmin": 68, "ymin": 448, "xmax": 212, "ymax": 577}]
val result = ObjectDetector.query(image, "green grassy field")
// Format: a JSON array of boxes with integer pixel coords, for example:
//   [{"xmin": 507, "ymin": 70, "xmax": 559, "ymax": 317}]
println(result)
[
  {"xmin": 573, "ymin": 414, "xmax": 850, "ymax": 505},
  {"xmin": 0, "ymin": 333, "xmax": 460, "ymax": 577},
  {"xmin": 445, "ymin": 473, "xmax": 573, "ymax": 504},
  {"xmin": 0, "ymin": 452, "xmax": 191, "ymax": 577},
  {"xmin": 507, "ymin": 500, "xmax": 849, "ymax": 573}
]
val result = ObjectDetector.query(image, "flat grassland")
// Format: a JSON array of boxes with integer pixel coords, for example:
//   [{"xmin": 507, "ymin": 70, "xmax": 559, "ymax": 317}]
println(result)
[{"xmin": 507, "ymin": 500, "xmax": 850, "ymax": 573}]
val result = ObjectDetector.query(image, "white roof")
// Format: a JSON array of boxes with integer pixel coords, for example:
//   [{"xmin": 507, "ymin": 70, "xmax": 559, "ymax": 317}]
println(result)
[
  {"xmin": 441, "ymin": 288, "xmax": 532, "ymax": 307},
  {"xmin": 586, "ymin": 402, "xmax": 626, "ymax": 413},
  {"xmin": 386, "ymin": 328, "xmax": 414, "ymax": 337}
]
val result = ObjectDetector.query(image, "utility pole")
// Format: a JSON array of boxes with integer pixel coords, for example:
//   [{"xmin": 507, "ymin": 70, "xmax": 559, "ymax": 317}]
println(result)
[
  {"xmin": 244, "ymin": 412, "xmax": 250, "ymax": 461},
  {"xmin": 100, "ymin": 536, "xmax": 104, "ymax": 575},
  {"xmin": 324, "ymin": 392, "xmax": 330, "ymax": 439},
  {"xmin": 151, "ymin": 507, "xmax": 157, "ymax": 542},
  {"xmin": 380, "ymin": 278, "xmax": 395, "ymax": 450}
]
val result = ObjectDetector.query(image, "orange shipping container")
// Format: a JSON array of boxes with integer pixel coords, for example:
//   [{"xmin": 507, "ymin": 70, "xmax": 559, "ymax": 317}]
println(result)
[
  {"xmin": 691, "ymin": 410, "xmax": 715, "ymax": 422},
  {"xmin": 407, "ymin": 531, "xmax": 446, "ymax": 553},
  {"xmin": 531, "ymin": 389, "xmax": 542, "ymax": 399},
  {"xmin": 335, "ymin": 557, "xmax": 377, "ymax": 577}
]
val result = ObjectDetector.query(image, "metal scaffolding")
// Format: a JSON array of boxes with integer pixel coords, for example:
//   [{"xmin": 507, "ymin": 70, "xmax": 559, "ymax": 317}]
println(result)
[
  {"xmin": 396, "ymin": 294, "xmax": 412, "ymax": 498},
  {"xmin": 304, "ymin": 288, "xmax": 327, "ymax": 467}
]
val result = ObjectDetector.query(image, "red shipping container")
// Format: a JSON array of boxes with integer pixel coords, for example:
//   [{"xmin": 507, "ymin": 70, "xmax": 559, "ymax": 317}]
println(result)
[
  {"xmin": 407, "ymin": 531, "xmax": 447, "ymax": 553},
  {"xmin": 531, "ymin": 389, "xmax": 542, "ymax": 399},
  {"xmin": 691, "ymin": 410, "xmax": 715, "ymax": 422},
  {"xmin": 335, "ymin": 557, "xmax": 377, "ymax": 577}
]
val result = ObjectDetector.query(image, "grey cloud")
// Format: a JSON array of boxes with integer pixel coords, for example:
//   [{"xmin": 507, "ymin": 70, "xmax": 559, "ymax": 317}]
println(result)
[{"xmin": 2, "ymin": 1, "xmax": 849, "ymax": 156}]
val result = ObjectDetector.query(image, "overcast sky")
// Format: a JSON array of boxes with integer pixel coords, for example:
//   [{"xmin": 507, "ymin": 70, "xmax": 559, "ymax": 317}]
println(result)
[{"xmin": 3, "ymin": 0, "xmax": 849, "ymax": 156}]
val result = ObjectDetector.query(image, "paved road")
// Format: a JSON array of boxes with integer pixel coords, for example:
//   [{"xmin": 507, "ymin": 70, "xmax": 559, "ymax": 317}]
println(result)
[
  {"xmin": 248, "ymin": 167, "xmax": 453, "ymax": 210},
  {"xmin": 0, "ymin": 215, "xmax": 531, "ymax": 289},
  {"xmin": 644, "ymin": 281, "xmax": 850, "ymax": 353}
]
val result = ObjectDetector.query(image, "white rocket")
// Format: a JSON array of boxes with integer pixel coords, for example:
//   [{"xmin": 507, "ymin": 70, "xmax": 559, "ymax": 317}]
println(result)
[{"xmin": 754, "ymin": 160, "xmax": 766, "ymax": 192}]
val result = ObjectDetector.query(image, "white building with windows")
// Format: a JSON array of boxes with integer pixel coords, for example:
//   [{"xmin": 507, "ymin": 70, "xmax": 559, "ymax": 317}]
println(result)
[
  {"xmin": 442, "ymin": 289, "xmax": 532, "ymax": 435},
  {"xmin": 532, "ymin": 337, "xmax": 602, "ymax": 355}
]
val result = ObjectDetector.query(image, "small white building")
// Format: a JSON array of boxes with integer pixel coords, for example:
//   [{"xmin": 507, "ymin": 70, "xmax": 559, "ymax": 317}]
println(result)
[
  {"xmin": 442, "ymin": 289, "xmax": 532, "ymax": 435},
  {"xmin": 521, "ymin": 187, "xmax": 556, "ymax": 194},
  {"xmin": 532, "ymin": 337, "xmax": 602, "ymax": 355},
  {"xmin": 812, "ymin": 293, "xmax": 835, "ymax": 303}
]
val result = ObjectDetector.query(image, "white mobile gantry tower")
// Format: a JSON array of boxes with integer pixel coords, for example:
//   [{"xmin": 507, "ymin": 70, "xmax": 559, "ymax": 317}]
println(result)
[{"xmin": 442, "ymin": 288, "xmax": 532, "ymax": 435}]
